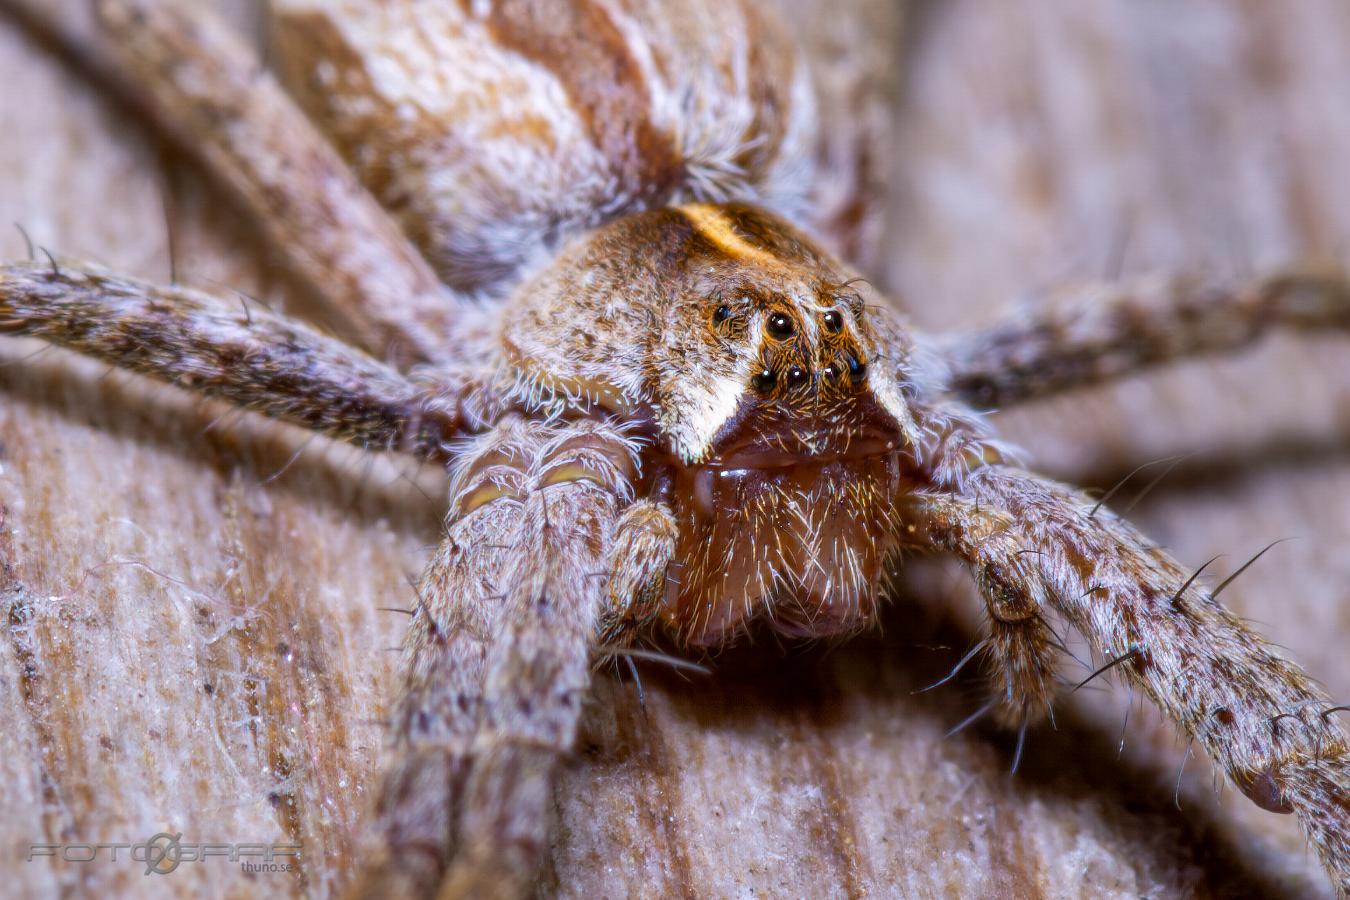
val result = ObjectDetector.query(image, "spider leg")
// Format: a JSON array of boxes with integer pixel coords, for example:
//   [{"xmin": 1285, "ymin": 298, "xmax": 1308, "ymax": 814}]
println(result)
[
  {"xmin": 0, "ymin": 262, "xmax": 495, "ymax": 457},
  {"xmin": 981, "ymin": 579, "xmax": 1062, "ymax": 729},
  {"xmin": 904, "ymin": 465, "xmax": 1349, "ymax": 893},
  {"xmin": 1, "ymin": 0, "xmax": 469, "ymax": 364},
  {"xmin": 345, "ymin": 419, "xmax": 539, "ymax": 899},
  {"xmin": 439, "ymin": 422, "xmax": 654, "ymax": 898},
  {"xmin": 349, "ymin": 420, "xmax": 661, "ymax": 898},
  {"xmin": 938, "ymin": 268, "xmax": 1350, "ymax": 409}
]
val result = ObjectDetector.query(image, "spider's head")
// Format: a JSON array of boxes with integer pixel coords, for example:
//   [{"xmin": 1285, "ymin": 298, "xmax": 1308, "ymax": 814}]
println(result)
[{"xmin": 504, "ymin": 202, "xmax": 923, "ymax": 644}]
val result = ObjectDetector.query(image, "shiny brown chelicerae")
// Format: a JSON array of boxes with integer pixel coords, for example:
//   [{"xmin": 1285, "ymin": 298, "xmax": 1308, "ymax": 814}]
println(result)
[{"xmin": 1, "ymin": 1, "xmax": 1349, "ymax": 898}]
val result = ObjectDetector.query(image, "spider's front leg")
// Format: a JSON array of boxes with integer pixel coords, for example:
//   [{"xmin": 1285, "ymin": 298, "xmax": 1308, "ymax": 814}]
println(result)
[
  {"xmin": 903, "ymin": 465, "xmax": 1350, "ymax": 893},
  {"xmin": 344, "ymin": 419, "xmax": 545, "ymax": 900},
  {"xmin": 349, "ymin": 418, "xmax": 674, "ymax": 899},
  {"xmin": 441, "ymin": 425, "xmax": 640, "ymax": 898}
]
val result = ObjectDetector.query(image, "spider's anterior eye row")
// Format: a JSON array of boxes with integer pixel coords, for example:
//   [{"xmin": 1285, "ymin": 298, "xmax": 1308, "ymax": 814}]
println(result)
[
  {"xmin": 817, "ymin": 355, "xmax": 865, "ymax": 384},
  {"xmin": 766, "ymin": 311, "xmax": 795, "ymax": 338},
  {"xmin": 846, "ymin": 353, "xmax": 866, "ymax": 381},
  {"xmin": 751, "ymin": 357, "xmax": 863, "ymax": 396},
  {"xmin": 750, "ymin": 364, "xmax": 810, "ymax": 392}
]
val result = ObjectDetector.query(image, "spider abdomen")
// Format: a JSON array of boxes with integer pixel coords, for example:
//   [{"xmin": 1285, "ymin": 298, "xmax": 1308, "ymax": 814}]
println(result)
[{"xmin": 271, "ymin": 0, "xmax": 816, "ymax": 295}]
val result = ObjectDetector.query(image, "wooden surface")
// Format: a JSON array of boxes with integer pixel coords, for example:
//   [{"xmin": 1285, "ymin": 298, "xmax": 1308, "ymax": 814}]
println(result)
[{"xmin": 2, "ymin": 1, "xmax": 1349, "ymax": 898}]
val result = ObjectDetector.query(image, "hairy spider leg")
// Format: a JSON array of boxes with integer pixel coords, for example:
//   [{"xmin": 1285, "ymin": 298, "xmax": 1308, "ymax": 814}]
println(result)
[
  {"xmin": 0, "ymin": 262, "xmax": 490, "ymax": 456},
  {"xmin": 346, "ymin": 418, "xmax": 663, "ymax": 897},
  {"xmin": 346, "ymin": 420, "xmax": 542, "ymax": 899},
  {"xmin": 6, "ymin": 0, "xmax": 472, "ymax": 365},
  {"xmin": 904, "ymin": 466, "xmax": 1350, "ymax": 893},
  {"xmin": 939, "ymin": 267, "xmax": 1350, "ymax": 410}
]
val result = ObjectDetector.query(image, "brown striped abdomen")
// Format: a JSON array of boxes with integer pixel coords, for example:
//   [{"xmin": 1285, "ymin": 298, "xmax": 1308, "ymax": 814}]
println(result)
[{"xmin": 271, "ymin": 0, "xmax": 818, "ymax": 296}]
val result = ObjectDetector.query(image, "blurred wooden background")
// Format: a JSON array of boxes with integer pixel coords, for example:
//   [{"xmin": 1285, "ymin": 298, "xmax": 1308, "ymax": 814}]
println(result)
[{"xmin": 1, "ymin": 1, "xmax": 1348, "ymax": 897}]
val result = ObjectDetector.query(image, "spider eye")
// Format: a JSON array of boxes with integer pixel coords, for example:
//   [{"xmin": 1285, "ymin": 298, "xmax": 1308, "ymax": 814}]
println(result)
[
  {"xmin": 712, "ymin": 305, "xmax": 732, "ymax": 325},
  {"xmin": 821, "ymin": 310, "xmax": 843, "ymax": 333},
  {"xmin": 785, "ymin": 365, "xmax": 809, "ymax": 387},
  {"xmin": 766, "ymin": 311, "xmax": 794, "ymax": 338},
  {"xmin": 751, "ymin": 367, "xmax": 777, "ymax": 393},
  {"xmin": 846, "ymin": 353, "xmax": 867, "ymax": 382}
]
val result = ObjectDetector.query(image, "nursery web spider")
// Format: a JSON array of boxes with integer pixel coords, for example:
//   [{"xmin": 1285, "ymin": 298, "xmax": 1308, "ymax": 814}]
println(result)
[{"xmin": 1, "ymin": 0, "xmax": 1348, "ymax": 896}]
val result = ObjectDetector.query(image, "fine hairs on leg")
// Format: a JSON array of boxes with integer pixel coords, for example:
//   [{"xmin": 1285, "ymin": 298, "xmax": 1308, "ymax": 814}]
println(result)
[{"xmin": 904, "ymin": 467, "xmax": 1349, "ymax": 884}]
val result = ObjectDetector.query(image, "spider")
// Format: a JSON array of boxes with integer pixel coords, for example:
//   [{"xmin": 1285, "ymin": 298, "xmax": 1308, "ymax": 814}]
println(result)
[{"xmin": 1, "ymin": 0, "xmax": 1348, "ymax": 897}]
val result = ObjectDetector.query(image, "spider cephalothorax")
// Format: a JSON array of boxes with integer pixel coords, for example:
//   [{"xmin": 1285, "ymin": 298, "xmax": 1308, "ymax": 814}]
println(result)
[
  {"xmin": 504, "ymin": 202, "xmax": 920, "ymax": 643},
  {"xmin": 3, "ymin": 1, "xmax": 1349, "ymax": 897}
]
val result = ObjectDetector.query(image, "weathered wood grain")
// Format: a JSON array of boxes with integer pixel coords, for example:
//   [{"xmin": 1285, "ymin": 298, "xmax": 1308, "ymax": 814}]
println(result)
[{"xmin": 1, "ymin": 1, "xmax": 1347, "ymax": 898}]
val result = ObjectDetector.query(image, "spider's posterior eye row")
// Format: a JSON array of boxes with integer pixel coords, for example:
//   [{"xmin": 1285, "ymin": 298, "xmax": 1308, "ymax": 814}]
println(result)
[
  {"xmin": 711, "ymin": 302, "xmax": 750, "ymax": 341},
  {"xmin": 765, "ymin": 308, "xmax": 852, "ymax": 339},
  {"xmin": 717, "ymin": 294, "xmax": 858, "ymax": 336}
]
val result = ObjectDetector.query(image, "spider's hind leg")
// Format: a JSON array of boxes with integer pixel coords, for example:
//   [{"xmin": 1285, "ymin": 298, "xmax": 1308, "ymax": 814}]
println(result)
[{"xmin": 6, "ymin": 0, "xmax": 470, "ymax": 364}]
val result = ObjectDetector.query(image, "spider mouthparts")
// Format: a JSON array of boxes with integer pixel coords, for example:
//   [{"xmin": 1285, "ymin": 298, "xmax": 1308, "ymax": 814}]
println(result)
[
  {"xmin": 686, "ymin": 436, "xmax": 899, "ymax": 520},
  {"xmin": 663, "ymin": 446, "xmax": 903, "ymax": 645}
]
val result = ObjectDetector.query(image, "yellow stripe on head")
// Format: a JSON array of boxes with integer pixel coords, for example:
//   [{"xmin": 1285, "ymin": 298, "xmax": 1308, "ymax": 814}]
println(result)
[{"xmin": 680, "ymin": 203, "xmax": 781, "ymax": 267}]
